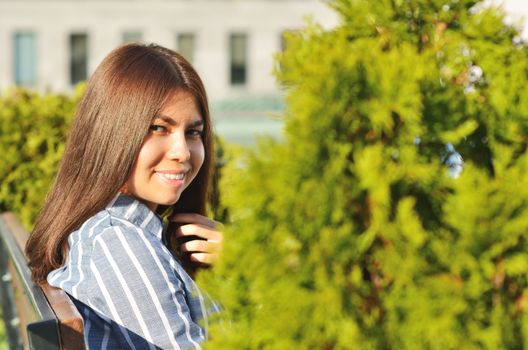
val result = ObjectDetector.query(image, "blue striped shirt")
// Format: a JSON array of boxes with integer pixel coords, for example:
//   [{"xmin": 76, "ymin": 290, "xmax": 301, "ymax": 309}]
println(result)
[{"xmin": 48, "ymin": 193, "xmax": 219, "ymax": 349}]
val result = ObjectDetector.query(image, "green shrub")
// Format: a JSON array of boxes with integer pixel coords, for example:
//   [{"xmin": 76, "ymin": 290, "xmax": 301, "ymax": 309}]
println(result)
[
  {"xmin": 200, "ymin": 0, "xmax": 528, "ymax": 348},
  {"xmin": 0, "ymin": 87, "xmax": 82, "ymax": 230}
]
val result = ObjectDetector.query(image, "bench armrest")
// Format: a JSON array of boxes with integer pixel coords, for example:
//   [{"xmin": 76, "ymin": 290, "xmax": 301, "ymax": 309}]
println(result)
[{"xmin": 40, "ymin": 283, "xmax": 85, "ymax": 350}]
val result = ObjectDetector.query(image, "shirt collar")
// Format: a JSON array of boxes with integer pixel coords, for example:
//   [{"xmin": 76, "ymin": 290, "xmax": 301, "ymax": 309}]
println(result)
[{"xmin": 105, "ymin": 193, "xmax": 164, "ymax": 241}]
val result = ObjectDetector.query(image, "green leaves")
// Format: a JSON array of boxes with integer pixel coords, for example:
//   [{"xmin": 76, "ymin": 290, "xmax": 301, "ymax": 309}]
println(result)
[
  {"xmin": 0, "ymin": 87, "xmax": 81, "ymax": 230},
  {"xmin": 201, "ymin": 1, "xmax": 528, "ymax": 348}
]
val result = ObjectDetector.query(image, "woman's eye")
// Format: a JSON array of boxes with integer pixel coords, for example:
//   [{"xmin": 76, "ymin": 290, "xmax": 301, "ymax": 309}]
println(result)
[
  {"xmin": 149, "ymin": 124, "xmax": 168, "ymax": 133},
  {"xmin": 187, "ymin": 129, "xmax": 204, "ymax": 138}
]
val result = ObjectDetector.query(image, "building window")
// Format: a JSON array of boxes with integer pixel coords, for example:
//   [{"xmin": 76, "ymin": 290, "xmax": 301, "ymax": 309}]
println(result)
[
  {"xmin": 229, "ymin": 33, "xmax": 247, "ymax": 86},
  {"xmin": 123, "ymin": 31, "xmax": 142, "ymax": 44},
  {"xmin": 14, "ymin": 32, "xmax": 37, "ymax": 86},
  {"xmin": 177, "ymin": 33, "xmax": 195, "ymax": 63},
  {"xmin": 70, "ymin": 33, "xmax": 88, "ymax": 85}
]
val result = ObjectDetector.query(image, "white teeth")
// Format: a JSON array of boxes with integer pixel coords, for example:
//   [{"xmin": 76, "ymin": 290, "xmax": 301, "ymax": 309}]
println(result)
[{"xmin": 158, "ymin": 172, "xmax": 185, "ymax": 180}]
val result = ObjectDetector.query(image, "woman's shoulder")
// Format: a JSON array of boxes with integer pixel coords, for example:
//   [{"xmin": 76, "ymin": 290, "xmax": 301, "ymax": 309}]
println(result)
[
  {"xmin": 70, "ymin": 194, "xmax": 163, "ymax": 245},
  {"xmin": 71, "ymin": 210, "xmax": 159, "ymax": 252},
  {"xmin": 76, "ymin": 210, "xmax": 113, "ymax": 237},
  {"xmin": 103, "ymin": 193, "xmax": 165, "ymax": 242},
  {"xmin": 48, "ymin": 204, "xmax": 169, "ymax": 295}
]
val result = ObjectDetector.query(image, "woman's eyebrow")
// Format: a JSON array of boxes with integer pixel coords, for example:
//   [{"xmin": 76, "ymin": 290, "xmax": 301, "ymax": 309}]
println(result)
[
  {"xmin": 189, "ymin": 119, "xmax": 204, "ymax": 128},
  {"xmin": 154, "ymin": 116, "xmax": 204, "ymax": 127},
  {"xmin": 155, "ymin": 115, "xmax": 178, "ymax": 126}
]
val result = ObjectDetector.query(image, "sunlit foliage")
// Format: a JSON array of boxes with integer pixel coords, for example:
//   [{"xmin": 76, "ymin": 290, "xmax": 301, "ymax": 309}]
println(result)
[{"xmin": 200, "ymin": 1, "xmax": 528, "ymax": 348}]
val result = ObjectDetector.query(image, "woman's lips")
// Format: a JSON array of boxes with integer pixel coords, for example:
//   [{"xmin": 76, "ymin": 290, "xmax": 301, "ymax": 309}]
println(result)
[{"xmin": 155, "ymin": 171, "xmax": 188, "ymax": 186}]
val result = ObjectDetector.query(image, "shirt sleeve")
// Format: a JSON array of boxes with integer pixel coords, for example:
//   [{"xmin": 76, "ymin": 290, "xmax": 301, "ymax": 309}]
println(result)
[{"xmin": 87, "ymin": 224, "xmax": 204, "ymax": 350}]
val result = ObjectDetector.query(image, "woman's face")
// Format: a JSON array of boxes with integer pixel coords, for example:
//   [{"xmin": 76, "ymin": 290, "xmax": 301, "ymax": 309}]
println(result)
[{"xmin": 125, "ymin": 89, "xmax": 205, "ymax": 211}]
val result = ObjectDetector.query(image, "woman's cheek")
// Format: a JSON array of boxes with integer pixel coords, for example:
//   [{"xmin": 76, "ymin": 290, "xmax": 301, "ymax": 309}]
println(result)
[{"xmin": 189, "ymin": 141, "xmax": 205, "ymax": 180}]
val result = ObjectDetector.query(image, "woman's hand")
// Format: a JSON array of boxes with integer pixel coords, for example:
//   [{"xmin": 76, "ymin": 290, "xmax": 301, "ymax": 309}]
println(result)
[{"xmin": 170, "ymin": 213, "xmax": 223, "ymax": 267}]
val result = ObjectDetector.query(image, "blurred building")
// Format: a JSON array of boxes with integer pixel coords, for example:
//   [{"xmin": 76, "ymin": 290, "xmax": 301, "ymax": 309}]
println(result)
[{"xmin": 0, "ymin": 0, "xmax": 338, "ymax": 143}]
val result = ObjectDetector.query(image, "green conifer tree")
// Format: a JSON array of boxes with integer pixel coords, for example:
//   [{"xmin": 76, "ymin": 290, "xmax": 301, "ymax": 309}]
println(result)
[
  {"xmin": 0, "ymin": 88, "xmax": 81, "ymax": 229},
  {"xmin": 200, "ymin": 0, "xmax": 528, "ymax": 348}
]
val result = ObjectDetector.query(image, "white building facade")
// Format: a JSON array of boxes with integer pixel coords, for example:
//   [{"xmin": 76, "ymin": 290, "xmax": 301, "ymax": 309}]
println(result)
[{"xmin": 0, "ymin": 0, "xmax": 338, "ymax": 102}]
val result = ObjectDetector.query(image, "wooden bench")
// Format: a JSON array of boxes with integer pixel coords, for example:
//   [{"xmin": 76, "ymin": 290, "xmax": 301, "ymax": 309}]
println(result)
[{"xmin": 0, "ymin": 212, "xmax": 85, "ymax": 350}]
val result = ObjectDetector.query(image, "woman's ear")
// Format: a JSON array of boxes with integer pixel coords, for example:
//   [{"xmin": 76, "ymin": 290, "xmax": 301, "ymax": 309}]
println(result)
[{"xmin": 119, "ymin": 182, "xmax": 131, "ymax": 195}]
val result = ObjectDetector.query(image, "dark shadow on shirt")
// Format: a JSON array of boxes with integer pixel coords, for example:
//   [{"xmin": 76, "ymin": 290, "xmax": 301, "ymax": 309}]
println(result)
[{"xmin": 69, "ymin": 296, "xmax": 173, "ymax": 350}]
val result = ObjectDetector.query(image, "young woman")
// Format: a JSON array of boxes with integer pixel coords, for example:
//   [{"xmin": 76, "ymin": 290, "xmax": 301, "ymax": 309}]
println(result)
[{"xmin": 25, "ymin": 43, "xmax": 222, "ymax": 349}]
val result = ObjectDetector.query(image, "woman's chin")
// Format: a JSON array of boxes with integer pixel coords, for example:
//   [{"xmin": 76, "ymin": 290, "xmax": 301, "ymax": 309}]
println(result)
[{"xmin": 159, "ymin": 194, "xmax": 182, "ymax": 207}]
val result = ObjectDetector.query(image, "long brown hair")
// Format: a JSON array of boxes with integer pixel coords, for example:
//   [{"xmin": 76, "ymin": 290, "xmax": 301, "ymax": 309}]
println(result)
[{"xmin": 26, "ymin": 43, "xmax": 213, "ymax": 283}]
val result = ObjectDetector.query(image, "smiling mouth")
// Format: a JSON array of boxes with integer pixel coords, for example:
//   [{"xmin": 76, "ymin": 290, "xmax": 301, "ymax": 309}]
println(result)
[{"xmin": 157, "ymin": 172, "xmax": 186, "ymax": 181}]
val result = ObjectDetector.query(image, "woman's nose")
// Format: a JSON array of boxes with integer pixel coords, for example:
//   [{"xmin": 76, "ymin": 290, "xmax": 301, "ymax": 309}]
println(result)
[{"xmin": 167, "ymin": 133, "xmax": 190, "ymax": 162}]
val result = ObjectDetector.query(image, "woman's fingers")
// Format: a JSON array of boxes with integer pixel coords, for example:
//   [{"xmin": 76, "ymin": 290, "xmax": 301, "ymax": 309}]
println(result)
[
  {"xmin": 170, "ymin": 213, "xmax": 224, "ymax": 267},
  {"xmin": 175, "ymin": 223, "xmax": 223, "ymax": 242},
  {"xmin": 189, "ymin": 253, "xmax": 217, "ymax": 265},
  {"xmin": 171, "ymin": 213, "xmax": 221, "ymax": 229},
  {"xmin": 181, "ymin": 239, "xmax": 220, "ymax": 265},
  {"xmin": 180, "ymin": 239, "xmax": 221, "ymax": 254}
]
